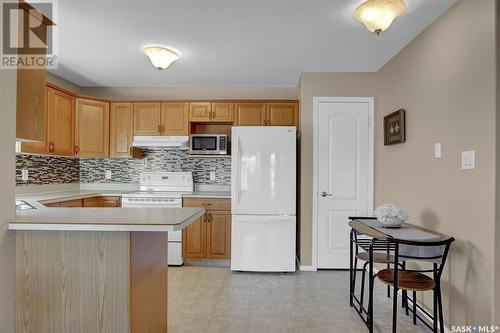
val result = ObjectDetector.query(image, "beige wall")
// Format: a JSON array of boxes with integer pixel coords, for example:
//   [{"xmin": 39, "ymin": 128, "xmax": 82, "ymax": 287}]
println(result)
[
  {"xmin": 300, "ymin": 0, "xmax": 496, "ymax": 325},
  {"xmin": 80, "ymin": 86, "xmax": 298, "ymax": 100},
  {"xmin": 0, "ymin": 69, "xmax": 17, "ymax": 332},
  {"xmin": 495, "ymin": 0, "xmax": 500, "ymax": 324}
]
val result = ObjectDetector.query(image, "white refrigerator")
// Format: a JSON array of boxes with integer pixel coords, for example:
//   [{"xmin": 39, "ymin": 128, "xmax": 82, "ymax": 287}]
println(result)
[{"xmin": 231, "ymin": 126, "xmax": 296, "ymax": 272}]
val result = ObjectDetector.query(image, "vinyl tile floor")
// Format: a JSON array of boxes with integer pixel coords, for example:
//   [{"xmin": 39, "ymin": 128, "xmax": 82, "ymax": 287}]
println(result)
[{"xmin": 168, "ymin": 266, "xmax": 432, "ymax": 333}]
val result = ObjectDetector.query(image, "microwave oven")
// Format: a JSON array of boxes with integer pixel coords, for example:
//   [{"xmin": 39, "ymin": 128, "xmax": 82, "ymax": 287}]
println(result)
[{"xmin": 190, "ymin": 134, "xmax": 228, "ymax": 155}]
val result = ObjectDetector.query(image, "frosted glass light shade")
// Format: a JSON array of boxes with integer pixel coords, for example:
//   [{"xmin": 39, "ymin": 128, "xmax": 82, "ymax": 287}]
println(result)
[
  {"xmin": 143, "ymin": 46, "xmax": 180, "ymax": 70},
  {"xmin": 353, "ymin": 0, "xmax": 406, "ymax": 35}
]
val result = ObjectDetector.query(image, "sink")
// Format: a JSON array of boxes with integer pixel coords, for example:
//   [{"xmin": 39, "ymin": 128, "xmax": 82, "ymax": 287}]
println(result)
[{"xmin": 16, "ymin": 200, "xmax": 35, "ymax": 210}]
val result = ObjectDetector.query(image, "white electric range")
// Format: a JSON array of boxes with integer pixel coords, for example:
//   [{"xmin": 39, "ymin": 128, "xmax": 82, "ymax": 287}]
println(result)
[{"xmin": 121, "ymin": 171, "xmax": 193, "ymax": 265}]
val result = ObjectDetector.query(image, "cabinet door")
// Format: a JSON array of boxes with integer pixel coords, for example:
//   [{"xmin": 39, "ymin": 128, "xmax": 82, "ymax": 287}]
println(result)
[
  {"xmin": 267, "ymin": 102, "xmax": 298, "ymax": 127},
  {"xmin": 16, "ymin": 12, "xmax": 47, "ymax": 142},
  {"xmin": 189, "ymin": 102, "xmax": 212, "ymax": 122},
  {"xmin": 133, "ymin": 103, "xmax": 161, "ymax": 136},
  {"xmin": 161, "ymin": 102, "xmax": 189, "ymax": 135},
  {"xmin": 182, "ymin": 215, "xmax": 207, "ymax": 259},
  {"xmin": 75, "ymin": 98, "xmax": 110, "ymax": 158},
  {"xmin": 100, "ymin": 196, "xmax": 121, "ymax": 207},
  {"xmin": 83, "ymin": 197, "xmax": 101, "ymax": 207},
  {"xmin": 110, "ymin": 103, "xmax": 134, "ymax": 158},
  {"xmin": 235, "ymin": 102, "xmax": 266, "ymax": 126},
  {"xmin": 49, "ymin": 88, "xmax": 75, "ymax": 156},
  {"xmin": 212, "ymin": 102, "xmax": 234, "ymax": 123},
  {"xmin": 59, "ymin": 199, "xmax": 83, "ymax": 207},
  {"xmin": 21, "ymin": 87, "xmax": 49, "ymax": 154},
  {"xmin": 206, "ymin": 211, "xmax": 231, "ymax": 259}
]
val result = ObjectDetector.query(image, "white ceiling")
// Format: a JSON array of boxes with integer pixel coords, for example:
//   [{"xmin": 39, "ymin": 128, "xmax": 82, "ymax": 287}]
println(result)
[{"xmin": 46, "ymin": 0, "xmax": 456, "ymax": 87}]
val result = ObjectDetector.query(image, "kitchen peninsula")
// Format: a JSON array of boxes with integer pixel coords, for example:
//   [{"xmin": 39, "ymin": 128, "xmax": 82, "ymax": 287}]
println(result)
[{"xmin": 9, "ymin": 204, "xmax": 204, "ymax": 333}]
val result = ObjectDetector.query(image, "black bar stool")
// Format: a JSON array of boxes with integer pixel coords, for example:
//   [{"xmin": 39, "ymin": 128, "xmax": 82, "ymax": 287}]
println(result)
[{"xmin": 376, "ymin": 237, "xmax": 454, "ymax": 333}]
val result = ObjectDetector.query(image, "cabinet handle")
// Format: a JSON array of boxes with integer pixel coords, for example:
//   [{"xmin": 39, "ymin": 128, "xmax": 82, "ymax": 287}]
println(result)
[
  {"xmin": 207, "ymin": 213, "xmax": 211, "ymax": 223},
  {"xmin": 74, "ymin": 145, "xmax": 79, "ymax": 155},
  {"xmin": 129, "ymin": 147, "xmax": 133, "ymax": 156},
  {"xmin": 202, "ymin": 203, "xmax": 212, "ymax": 206},
  {"xmin": 158, "ymin": 125, "xmax": 161, "ymax": 133},
  {"xmin": 161, "ymin": 124, "xmax": 165, "ymax": 132},
  {"xmin": 48, "ymin": 142, "xmax": 53, "ymax": 153}
]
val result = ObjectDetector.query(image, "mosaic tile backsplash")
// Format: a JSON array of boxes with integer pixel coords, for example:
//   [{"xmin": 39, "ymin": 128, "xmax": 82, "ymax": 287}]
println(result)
[
  {"xmin": 80, "ymin": 148, "xmax": 231, "ymax": 185},
  {"xmin": 16, "ymin": 154, "xmax": 80, "ymax": 185},
  {"xmin": 16, "ymin": 148, "xmax": 231, "ymax": 186}
]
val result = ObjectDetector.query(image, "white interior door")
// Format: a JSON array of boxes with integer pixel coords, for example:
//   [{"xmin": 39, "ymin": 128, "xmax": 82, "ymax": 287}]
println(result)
[{"xmin": 316, "ymin": 99, "xmax": 372, "ymax": 269}]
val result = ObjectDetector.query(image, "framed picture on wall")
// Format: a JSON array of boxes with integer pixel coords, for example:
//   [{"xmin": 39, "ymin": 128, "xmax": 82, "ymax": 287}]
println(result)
[{"xmin": 384, "ymin": 109, "xmax": 406, "ymax": 145}]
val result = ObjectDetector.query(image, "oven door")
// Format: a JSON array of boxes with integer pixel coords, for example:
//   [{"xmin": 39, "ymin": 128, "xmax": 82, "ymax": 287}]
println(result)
[{"xmin": 190, "ymin": 135, "xmax": 219, "ymax": 155}]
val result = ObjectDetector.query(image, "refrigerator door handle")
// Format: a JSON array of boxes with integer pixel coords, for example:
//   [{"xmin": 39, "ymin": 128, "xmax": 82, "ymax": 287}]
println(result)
[{"xmin": 233, "ymin": 137, "xmax": 241, "ymax": 207}]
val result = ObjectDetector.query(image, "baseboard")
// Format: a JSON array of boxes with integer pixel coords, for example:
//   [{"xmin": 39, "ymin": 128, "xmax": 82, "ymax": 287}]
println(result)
[
  {"xmin": 296, "ymin": 256, "xmax": 317, "ymax": 271},
  {"xmin": 299, "ymin": 265, "xmax": 317, "ymax": 271}
]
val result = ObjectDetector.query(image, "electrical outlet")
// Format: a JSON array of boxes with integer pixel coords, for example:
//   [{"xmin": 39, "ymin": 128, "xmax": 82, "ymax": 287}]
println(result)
[
  {"xmin": 105, "ymin": 170, "xmax": 112, "ymax": 180},
  {"xmin": 210, "ymin": 172, "xmax": 216, "ymax": 181},
  {"xmin": 21, "ymin": 169, "xmax": 29, "ymax": 181}
]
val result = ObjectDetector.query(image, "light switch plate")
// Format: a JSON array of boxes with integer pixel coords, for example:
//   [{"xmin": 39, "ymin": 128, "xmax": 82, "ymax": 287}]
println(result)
[
  {"xmin": 461, "ymin": 151, "xmax": 475, "ymax": 170},
  {"xmin": 434, "ymin": 143, "xmax": 442, "ymax": 159},
  {"xmin": 210, "ymin": 172, "xmax": 216, "ymax": 181},
  {"xmin": 105, "ymin": 170, "xmax": 112, "ymax": 179},
  {"xmin": 21, "ymin": 169, "xmax": 29, "ymax": 181}
]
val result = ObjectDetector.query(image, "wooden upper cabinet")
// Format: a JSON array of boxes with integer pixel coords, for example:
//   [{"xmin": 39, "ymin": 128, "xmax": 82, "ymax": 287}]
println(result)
[
  {"xmin": 266, "ymin": 102, "xmax": 298, "ymax": 127},
  {"xmin": 212, "ymin": 102, "xmax": 234, "ymax": 123},
  {"xmin": 49, "ymin": 88, "xmax": 75, "ymax": 156},
  {"xmin": 16, "ymin": 6, "xmax": 51, "ymax": 142},
  {"xmin": 110, "ymin": 103, "xmax": 134, "ymax": 158},
  {"xmin": 20, "ymin": 87, "xmax": 49, "ymax": 154},
  {"xmin": 21, "ymin": 86, "xmax": 74, "ymax": 156},
  {"xmin": 206, "ymin": 211, "xmax": 231, "ymax": 259},
  {"xmin": 134, "ymin": 103, "xmax": 161, "ymax": 136},
  {"xmin": 189, "ymin": 102, "xmax": 212, "ymax": 122},
  {"xmin": 235, "ymin": 102, "xmax": 266, "ymax": 126},
  {"xmin": 161, "ymin": 102, "xmax": 189, "ymax": 135},
  {"xmin": 75, "ymin": 98, "xmax": 110, "ymax": 158},
  {"xmin": 182, "ymin": 215, "xmax": 207, "ymax": 259}
]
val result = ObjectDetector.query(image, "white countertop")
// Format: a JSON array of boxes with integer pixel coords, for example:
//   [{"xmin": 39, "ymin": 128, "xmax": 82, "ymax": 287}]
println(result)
[
  {"xmin": 9, "ymin": 207, "xmax": 205, "ymax": 232},
  {"xmin": 12, "ymin": 185, "xmax": 229, "ymax": 232}
]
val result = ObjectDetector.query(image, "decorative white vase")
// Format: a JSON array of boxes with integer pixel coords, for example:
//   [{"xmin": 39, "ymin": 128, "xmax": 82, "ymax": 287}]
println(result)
[{"xmin": 377, "ymin": 216, "xmax": 404, "ymax": 228}]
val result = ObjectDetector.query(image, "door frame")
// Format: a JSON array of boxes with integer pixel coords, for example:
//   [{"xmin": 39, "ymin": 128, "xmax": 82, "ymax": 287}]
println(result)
[{"xmin": 311, "ymin": 97, "xmax": 374, "ymax": 270}]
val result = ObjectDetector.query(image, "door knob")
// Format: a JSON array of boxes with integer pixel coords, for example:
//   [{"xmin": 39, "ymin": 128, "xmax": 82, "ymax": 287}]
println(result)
[{"xmin": 320, "ymin": 191, "xmax": 332, "ymax": 197}]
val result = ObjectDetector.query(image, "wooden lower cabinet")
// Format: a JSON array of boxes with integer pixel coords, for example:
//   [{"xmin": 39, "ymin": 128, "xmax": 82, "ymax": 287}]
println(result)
[
  {"xmin": 206, "ymin": 210, "xmax": 231, "ymax": 259},
  {"xmin": 44, "ymin": 196, "xmax": 121, "ymax": 208},
  {"xmin": 59, "ymin": 199, "xmax": 83, "ymax": 207},
  {"xmin": 182, "ymin": 198, "xmax": 231, "ymax": 259},
  {"xmin": 83, "ymin": 197, "xmax": 101, "ymax": 207},
  {"xmin": 182, "ymin": 215, "xmax": 207, "ymax": 259},
  {"xmin": 100, "ymin": 196, "xmax": 121, "ymax": 207}
]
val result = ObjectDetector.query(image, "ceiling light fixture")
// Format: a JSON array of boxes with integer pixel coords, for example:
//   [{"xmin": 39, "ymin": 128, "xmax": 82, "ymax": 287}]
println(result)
[
  {"xmin": 353, "ymin": 0, "xmax": 406, "ymax": 35},
  {"xmin": 143, "ymin": 46, "xmax": 180, "ymax": 70}
]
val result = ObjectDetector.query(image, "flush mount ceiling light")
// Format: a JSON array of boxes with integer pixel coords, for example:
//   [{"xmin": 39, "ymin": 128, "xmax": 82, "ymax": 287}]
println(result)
[
  {"xmin": 143, "ymin": 46, "xmax": 180, "ymax": 70},
  {"xmin": 353, "ymin": 0, "xmax": 406, "ymax": 35}
]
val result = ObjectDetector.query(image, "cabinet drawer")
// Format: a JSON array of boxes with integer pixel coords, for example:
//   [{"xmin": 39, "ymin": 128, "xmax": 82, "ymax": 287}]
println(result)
[
  {"xmin": 100, "ymin": 196, "xmax": 121, "ymax": 207},
  {"xmin": 182, "ymin": 198, "xmax": 230, "ymax": 211},
  {"xmin": 59, "ymin": 199, "xmax": 83, "ymax": 207}
]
